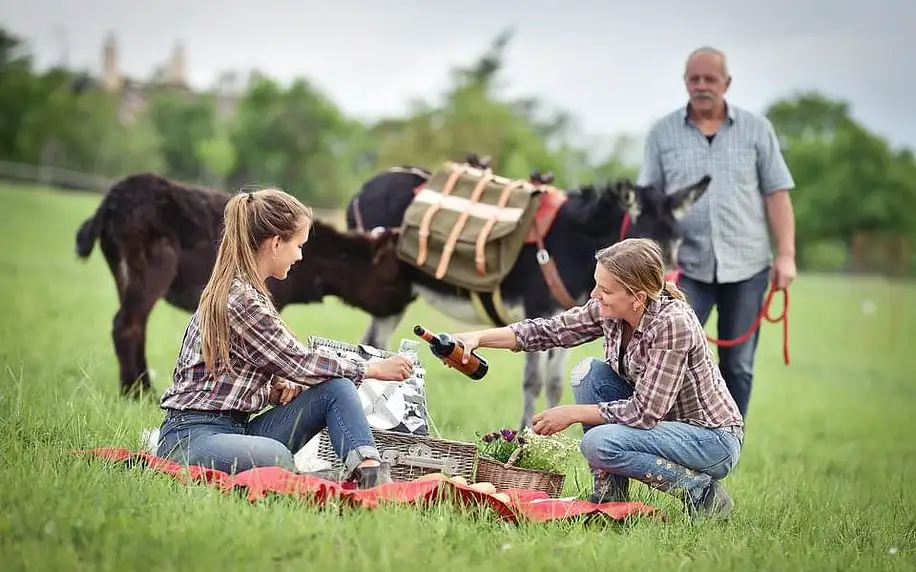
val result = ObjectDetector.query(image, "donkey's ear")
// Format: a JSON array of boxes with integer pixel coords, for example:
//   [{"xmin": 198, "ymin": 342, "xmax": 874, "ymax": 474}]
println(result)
[
  {"xmin": 666, "ymin": 175, "xmax": 711, "ymax": 219},
  {"xmin": 616, "ymin": 180, "xmax": 641, "ymax": 219}
]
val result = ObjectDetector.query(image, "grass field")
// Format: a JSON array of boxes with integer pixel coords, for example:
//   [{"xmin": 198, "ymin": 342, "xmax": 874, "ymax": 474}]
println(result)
[{"xmin": 1, "ymin": 183, "xmax": 914, "ymax": 571}]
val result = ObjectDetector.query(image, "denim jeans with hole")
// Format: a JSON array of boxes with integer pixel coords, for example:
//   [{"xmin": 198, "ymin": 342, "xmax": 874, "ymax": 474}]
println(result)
[
  {"xmin": 571, "ymin": 357, "xmax": 743, "ymax": 505},
  {"xmin": 156, "ymin": 377, "xmax": 380, "ymax": 476},
  {"xmin": 677, "ymin": 266, "xmax": 771, "ymax": 418}
]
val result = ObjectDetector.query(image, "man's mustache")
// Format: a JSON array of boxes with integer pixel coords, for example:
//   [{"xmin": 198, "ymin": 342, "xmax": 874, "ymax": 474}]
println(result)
[{"xmin": 692, "ymin": 91, "xmax": 716, "ymax": 99}]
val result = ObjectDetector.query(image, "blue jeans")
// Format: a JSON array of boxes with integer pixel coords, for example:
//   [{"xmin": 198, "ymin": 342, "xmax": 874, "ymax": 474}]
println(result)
[
  {"xmin": 156, "ymin": 377, "xmax": 380, "ymax": 476},
  {"xmin": 678, "ymin": 266, "xmax": 771, "ymax": 418},
  {"xmin": 571, "ymin": 358, "xmax": 743, "ymax": 505}
]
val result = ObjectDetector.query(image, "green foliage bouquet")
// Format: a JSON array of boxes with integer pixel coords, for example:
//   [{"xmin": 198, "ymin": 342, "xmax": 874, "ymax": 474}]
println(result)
[{"xmin": 476, "ymin": 427, "xmax": 579, "ymax": 475}]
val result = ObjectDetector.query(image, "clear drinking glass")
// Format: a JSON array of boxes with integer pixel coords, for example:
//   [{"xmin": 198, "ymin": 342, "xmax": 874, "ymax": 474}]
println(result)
[{"xmin": 397, "ymin": 338, "xmax": 421, "ymax": 363}]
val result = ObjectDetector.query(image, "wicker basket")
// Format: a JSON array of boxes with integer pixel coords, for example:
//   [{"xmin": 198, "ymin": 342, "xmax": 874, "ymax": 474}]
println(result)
[
  {"xmin": 474, "ymin": 456, "xmax": 567, "ymax": 498},
  {"xmin": 307, "ymin": 335, "xmax": 477, "ymax": 482},
  {"xmin": 315, "ymin": 427, "xmax": 478, "ymax": 483}
]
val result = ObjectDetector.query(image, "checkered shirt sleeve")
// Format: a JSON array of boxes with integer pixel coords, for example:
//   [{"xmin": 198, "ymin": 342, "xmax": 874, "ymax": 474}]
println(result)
[
  {"xmin": 509, "ymin": 298, "xmax": 606, "ymax": 352},
  {"xmin": 230, "ymin": 286, "xmax": 367, "ymax": 386}
]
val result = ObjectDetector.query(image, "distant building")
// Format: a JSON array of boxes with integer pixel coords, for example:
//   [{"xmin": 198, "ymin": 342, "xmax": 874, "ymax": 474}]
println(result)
[{"xmin": 91, "ymin": 32, "xmax": 239, "ymax": 125}]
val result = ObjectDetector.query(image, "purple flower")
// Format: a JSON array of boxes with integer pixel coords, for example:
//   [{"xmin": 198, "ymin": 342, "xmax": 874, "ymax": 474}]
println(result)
[{"xmin": 501, "ymin": 428, "xmax": 517, "ymax": 442}]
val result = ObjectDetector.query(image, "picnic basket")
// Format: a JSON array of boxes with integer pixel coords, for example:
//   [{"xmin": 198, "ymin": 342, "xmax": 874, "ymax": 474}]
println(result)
[
  {"xmin": 306, "ymin": 336, "xmax": 479, "ymax": 483},
  {"xmin": 474, "ymin": 451, "xmax": 566, "ymax": 498},
  {"xmin": 315, "ymin": 427, "xmax": 479, "ymax": 483}
]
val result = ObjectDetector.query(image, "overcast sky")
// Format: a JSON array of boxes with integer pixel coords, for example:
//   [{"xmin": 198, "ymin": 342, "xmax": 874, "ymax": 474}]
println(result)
[{"xmin": 6, "ymin": 0, "xmax": 914, "ymax": 151}]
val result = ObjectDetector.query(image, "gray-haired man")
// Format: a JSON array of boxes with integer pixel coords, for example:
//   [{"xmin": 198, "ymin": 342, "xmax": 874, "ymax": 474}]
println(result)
[{"xmin": 636, "ymin": 47, "xmax": 797, "ymax": 418}]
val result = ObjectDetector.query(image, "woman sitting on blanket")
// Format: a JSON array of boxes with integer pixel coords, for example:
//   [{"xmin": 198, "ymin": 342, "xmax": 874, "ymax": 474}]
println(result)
[
  {"xmin": 450, "ymin": 238, "xmax": 744, "ymax": 519},
  {"xmin": 156, "ymin": 188, "xmax": 414, "ymax": 489}
]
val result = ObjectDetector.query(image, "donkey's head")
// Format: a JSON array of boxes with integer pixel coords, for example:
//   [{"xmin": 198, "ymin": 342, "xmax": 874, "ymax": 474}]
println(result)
[
  {"xmin": 612, "ymin": 175, "xmax": 711, "ymax": 271},
  {"xmin": 299, "ymin": 220, "xmax": 415, "ymax": 317}
]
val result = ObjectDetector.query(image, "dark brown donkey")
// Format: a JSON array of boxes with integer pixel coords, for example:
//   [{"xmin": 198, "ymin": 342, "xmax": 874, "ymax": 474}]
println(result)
[{"xmin": 75, "ymin": 173, "xmax": 415, "ymax": 398}]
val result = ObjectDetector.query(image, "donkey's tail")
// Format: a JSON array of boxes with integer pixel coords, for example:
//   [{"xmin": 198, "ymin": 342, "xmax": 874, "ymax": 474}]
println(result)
[
  {"xmin": 75, "ymin": 213, "xmax": 101, "ymax": 259},
  {"xmin": 75, "ymin": 196, "xmax": 108, "ymax": 259}
]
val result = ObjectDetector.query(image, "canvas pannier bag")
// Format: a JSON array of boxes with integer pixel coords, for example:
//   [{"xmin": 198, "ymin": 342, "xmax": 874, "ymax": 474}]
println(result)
[{"xmin": 396, "ymin": 161, "xmax": 543, "ymax": 292}]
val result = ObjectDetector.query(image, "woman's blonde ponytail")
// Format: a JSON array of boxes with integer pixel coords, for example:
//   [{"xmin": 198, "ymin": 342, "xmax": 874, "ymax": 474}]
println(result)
[
  {"xmin": 199, "ymin": 193, "xmax": 258, "ymax": 374},
  {"xmin": 662, "ymin": 280, "xmax": 687, "ymax": 302}
]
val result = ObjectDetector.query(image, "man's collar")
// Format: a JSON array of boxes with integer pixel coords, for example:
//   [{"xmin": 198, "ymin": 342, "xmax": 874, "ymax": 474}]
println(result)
[{"xmin": 683, "ymin": 100, "xmax": 735, "ymax": 125}]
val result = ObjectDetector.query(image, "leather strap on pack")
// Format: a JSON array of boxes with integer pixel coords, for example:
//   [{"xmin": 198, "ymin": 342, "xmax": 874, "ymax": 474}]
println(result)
[
  {"xmin": 435, "ymin": 171, "xmax": 494, "ymax": 279},
  {"xmin": 473, "ymin": 179, "xmax": 526, "ymax": 276},
  {"xmin": 416, "ymin": 165, "xmax": 466, "ymax": 267},
  {"xmin": 531, "ymin": 209, "xmax": 578, "ymax": 310}
]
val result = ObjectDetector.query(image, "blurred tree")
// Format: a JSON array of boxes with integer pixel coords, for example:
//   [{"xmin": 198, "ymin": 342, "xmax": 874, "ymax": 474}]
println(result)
[
  {"xmin": 147, "ymin": 92, "xmax": 218, "ymax": 181},
  {"xmin": 370, "ymin": 28, "xmax": 570, "ymax": 186},
  {"xmin": 18, "ymin": 83, "xmax": 164, "ymax": 177},
  {"xmin": 227, "ymin": 74, "xmax": 359, "ymax": 206},
  {"xmin": 0, "ymin": 28, "xmax": 43, "ymax": 162},
  {"xmin": 765, "ymin": 91, "xmax": 916, "ymax": 271},
  {"xmin": 93, "ymin": 108, "xmax": 166, "ymax": 177},
  {"xmin": 196, "ymin": 125, "xmax": 237, "ymax": 187}
]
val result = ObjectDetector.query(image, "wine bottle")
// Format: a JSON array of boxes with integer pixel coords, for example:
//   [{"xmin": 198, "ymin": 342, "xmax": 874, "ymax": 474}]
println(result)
[{"xmin": 413, "ymin": 325, "xmax": 489, "ymax": 381}]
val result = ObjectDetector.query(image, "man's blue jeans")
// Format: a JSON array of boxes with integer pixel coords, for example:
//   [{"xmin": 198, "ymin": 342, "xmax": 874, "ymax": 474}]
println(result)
[
  {"xmin": 678, "ymin": 266, "xmax": 771, "ymax": 418},
  {"xmin": 156, "ymin": 377, "xmax": 380, "ymax": 476},
  {"xmin": 571, "ymin": 358, "xmax": 742, "ymax": 505}
]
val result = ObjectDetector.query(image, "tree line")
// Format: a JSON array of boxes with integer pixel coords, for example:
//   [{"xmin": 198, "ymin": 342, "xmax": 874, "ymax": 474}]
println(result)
[{"xmin": 1, "ymin": 27, "xmax": 913, "ymax": 275}]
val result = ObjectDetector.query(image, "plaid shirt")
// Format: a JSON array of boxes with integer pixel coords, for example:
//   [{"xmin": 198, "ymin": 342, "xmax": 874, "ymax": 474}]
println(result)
[
  {"xmin": 160, "ymin": 279, "xmax": 367, "ymax": 413},
  {"xmin": 509, "ymin": 296, "xmax": 743, "ymax": 429}
]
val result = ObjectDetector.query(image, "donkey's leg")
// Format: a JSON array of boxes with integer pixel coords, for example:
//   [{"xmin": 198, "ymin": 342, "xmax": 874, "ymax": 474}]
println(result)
[
  {"xmin": 99, "ymin": 231, "xmax": 141, "ymax": 395},
  {"xmin": 99, "ymin": 236, "xmax": 126, "ymax": 305},
  {"xmin": 360, "ymin": 312, "xmax": 405, "ymax": 351},
  {"xmin": 113, "ymin": 240, "xmax": 178, "ymax": 398},
  {"xmin": 520, "ymin": 350, "xmax": 548, "ymax": 430},
  {"xmin": 545, "ymin": 347, "xmax": 571, "ymax": 409},
  {"xmin": 100, "ymin": 239, "xmax": 132, "ymax": 390},
  {"xmin": 111, "ymin": 306, "xmax": 140, "ymax": 396}
]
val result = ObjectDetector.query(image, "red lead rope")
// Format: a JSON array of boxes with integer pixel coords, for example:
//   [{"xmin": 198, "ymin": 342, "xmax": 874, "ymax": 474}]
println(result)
[
  {"xmin": 703, "ymin": 286, "xmax": 791, "ymax": 365},
  {"xmin": 619, "ymin": 213, "xmax": 791, "ymax": 365}
]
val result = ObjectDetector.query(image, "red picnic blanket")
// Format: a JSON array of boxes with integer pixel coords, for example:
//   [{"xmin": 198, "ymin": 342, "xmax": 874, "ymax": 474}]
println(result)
[{"xmin": 71, "ymin": 447, "xmax": 660, "ymax": 524}]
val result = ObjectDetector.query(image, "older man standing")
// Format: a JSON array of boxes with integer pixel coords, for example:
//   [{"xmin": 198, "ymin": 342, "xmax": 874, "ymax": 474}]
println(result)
[{"xmin": 636, "ymin": 46, "xmax": 797, "ymax": 418}]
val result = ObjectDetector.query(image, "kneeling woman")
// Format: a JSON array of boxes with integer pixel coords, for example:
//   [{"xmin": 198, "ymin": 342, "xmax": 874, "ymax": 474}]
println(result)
[
  {"xmin": 156, "ymin": 188, "xmax": 413, "ymax": 489},
  {"xmin": 451, "ymin": 238, "xmax": 744, "ymax": 518}
]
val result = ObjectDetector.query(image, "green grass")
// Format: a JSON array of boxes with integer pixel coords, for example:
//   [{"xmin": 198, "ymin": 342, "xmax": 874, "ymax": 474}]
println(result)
[{"xmin": 1, "ymin": 182, "xmax": 914, "ymax": 571}]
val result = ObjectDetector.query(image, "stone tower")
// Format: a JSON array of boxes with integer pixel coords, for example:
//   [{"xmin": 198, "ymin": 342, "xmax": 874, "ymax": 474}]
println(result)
[
  {"xmin": 165, "ymin": 42, "xmax": 187, "ymax": 87},
  {"xmin": 101, "ymin": 32, "xmax": 121, "ymax": 91}
]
